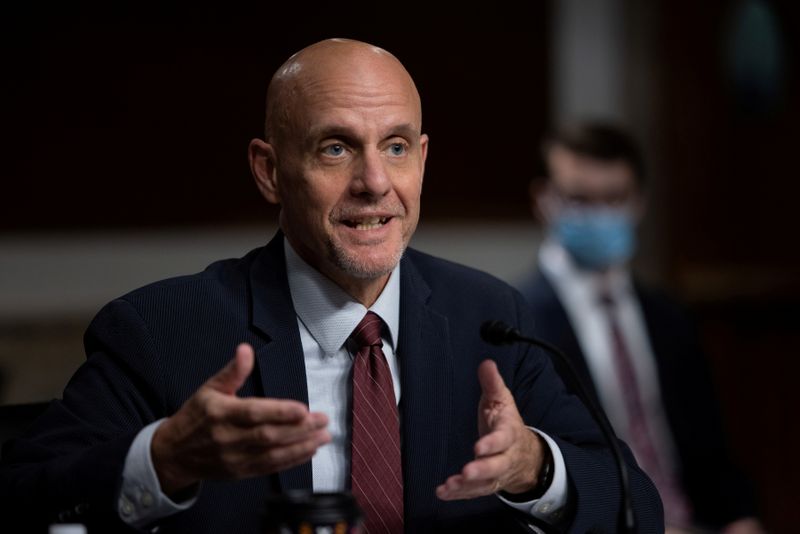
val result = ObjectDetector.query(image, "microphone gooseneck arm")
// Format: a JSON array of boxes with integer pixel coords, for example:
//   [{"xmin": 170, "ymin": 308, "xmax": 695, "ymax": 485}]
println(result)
[{"xmin": 480, "ymin": 320, "xmax": 636, "ymax": 534}]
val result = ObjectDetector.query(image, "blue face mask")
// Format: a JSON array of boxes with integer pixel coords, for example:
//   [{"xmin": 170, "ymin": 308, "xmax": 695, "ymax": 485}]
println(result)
[{"xmin": 553, "ymin": 208, "xmax": 636, "ymax": 270}]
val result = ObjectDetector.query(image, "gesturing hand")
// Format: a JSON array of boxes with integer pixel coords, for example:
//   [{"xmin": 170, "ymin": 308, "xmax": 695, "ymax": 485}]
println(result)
[
  {"xmin": 151, "ymin": 343, "xmax": 331, "ymax": 495},
  {"xmin": 436, "ymin": 359, "xmax": 546, "ymax": 500}
]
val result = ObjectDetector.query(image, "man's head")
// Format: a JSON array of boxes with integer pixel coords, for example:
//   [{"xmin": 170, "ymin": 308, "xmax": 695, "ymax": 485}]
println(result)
[
  {"xmin": 249, "ymin": 39, "xmax": 428, "ymax": 304},
  {"xmin": 532, "ymin": 122, "xmax": 645, "ymax": 271}
]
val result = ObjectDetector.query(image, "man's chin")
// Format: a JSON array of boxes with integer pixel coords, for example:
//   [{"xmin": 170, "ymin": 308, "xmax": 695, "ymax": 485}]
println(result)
[{"xmin": 329, "ymin": 242, "xmax": 405, "ymax": 281}]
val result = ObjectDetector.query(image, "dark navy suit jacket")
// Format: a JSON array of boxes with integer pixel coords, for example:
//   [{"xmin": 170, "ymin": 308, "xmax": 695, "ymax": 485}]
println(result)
[
  {"xmin": 518, "ymin": 271, "xmax": 758, "ymax": 529},
  {"xmin": 1, "ymin": 235, "xmax": 663, "ymax": 533}
]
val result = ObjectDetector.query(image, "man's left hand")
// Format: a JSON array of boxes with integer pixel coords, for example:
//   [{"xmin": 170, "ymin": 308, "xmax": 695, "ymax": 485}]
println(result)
[{"xmin": 436, "ymin": 359, "xmax": 547, "ymax": 500}]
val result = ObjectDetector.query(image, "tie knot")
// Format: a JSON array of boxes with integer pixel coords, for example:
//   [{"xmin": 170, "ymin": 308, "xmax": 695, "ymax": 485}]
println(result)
[{"xmin": 351, "ymin": 311, "xmax": 383, "ymax": 349}]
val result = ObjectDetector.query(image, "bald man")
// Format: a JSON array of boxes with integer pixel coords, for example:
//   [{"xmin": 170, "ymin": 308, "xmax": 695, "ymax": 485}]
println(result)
[{"xmin": 0, "ymin": 40, "xmax": 662, "ymax": 533}]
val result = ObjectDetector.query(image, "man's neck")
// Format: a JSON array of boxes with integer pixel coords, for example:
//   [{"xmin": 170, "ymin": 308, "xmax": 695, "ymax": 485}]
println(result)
[
  {"xmin": 283, "ymin": 236, "xmax": 392, "ymax": 308},
  {"xmin": 284, "ymin": 237, "xmax": 402, "ymax": 356},
  {"xmin": 325, "ymin": 271, "xmax": 390, "ymax": 308},
  {"xmin": 539, "ymin": 237, "xmax": 631, "ymax": 288}
]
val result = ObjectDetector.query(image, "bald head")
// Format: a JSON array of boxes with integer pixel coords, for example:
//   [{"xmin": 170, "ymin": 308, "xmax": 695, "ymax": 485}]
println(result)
[
  {"xmin": 264, "ymin": 39, "xmax": 422, "ymax": 145},
  {"xmin": 247, "ymin": 37, "xmax": 429, "ymax": 304}
]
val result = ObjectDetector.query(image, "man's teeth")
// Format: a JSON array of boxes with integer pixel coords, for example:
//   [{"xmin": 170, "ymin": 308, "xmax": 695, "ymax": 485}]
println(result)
[{"xmin": 352, "ymin": 217, "xmax": 388, "ymax": 230}]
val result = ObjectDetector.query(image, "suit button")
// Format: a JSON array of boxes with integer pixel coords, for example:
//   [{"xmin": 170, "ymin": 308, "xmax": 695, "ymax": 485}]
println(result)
[
  {"xmin": 141, "ymin": 491, "xmax": 154, "ymax": 508},
  {"xmin": 57, "ymin": 511, "xmax": 72, "ymax": 522},
  {"xmin": 537, "ymin": 501, "xmax": 552, "ymax": 513},
  {"xmin": 119, "ymin": 497, "xmax": 134, "ymax": 517}
]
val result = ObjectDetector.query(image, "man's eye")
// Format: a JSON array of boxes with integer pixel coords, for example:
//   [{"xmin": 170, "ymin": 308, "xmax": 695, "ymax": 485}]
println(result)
[
  {"xmin": 323, "ymin": 144, "xmax": 345, "ymax": 156},
  {"xmin": 389, "ymin": 143, "xmax": 406, "ymax": 156}
]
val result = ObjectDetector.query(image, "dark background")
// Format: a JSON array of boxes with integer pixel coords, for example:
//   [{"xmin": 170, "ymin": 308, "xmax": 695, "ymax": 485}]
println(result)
[
  {"xmin": 1, "ymin": 1, "xmax": 798, "ymax": 530},
  {"xmin": 1, "ymin": 3, "xmax": 550, "ymax": 230}
]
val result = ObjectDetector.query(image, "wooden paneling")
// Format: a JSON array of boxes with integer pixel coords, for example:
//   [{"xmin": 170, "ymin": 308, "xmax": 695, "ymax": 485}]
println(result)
[{"xmin": 655, "ymin": 2, "xmax": 799, "ymax": 530}]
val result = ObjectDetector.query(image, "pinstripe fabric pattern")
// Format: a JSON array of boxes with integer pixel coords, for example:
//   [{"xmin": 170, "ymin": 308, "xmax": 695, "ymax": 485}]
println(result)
[{"xmin": 350, "ymin": 312, "xmax": 403, "ymax": 534}]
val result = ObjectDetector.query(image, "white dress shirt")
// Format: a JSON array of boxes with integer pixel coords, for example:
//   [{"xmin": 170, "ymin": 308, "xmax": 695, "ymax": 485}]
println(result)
[
  {"xmin": 117, "ymin": 239, "xmax": 569, "ymax": 528},
  {"xmin": 284, "ymin": 240, "xmax": 401, "ymax": 491}
]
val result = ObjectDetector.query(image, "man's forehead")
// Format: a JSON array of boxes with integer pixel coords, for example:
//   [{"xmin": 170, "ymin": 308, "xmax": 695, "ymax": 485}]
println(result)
[
  {"xmin": 266, "ymin": 39, "xmax": 422, "ymax": 143},
  {"xmin": 288, "ymin": 73, "xmax": 422, "ymax": 134}
]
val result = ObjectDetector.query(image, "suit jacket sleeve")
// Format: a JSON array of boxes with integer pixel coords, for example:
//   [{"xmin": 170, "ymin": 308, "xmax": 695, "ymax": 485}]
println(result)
[{"xmin": 0, "ymin": 298, "xmax": 167, "ymax": 532}]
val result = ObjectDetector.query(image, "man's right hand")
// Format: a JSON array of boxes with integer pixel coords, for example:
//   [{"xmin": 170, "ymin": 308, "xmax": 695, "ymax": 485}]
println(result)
[{"xmin": 151, "ymin": 343, "xmax": 331, "ymax": 495}]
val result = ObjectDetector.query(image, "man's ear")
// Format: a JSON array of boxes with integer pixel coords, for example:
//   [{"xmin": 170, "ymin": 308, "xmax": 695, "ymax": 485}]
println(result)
[
  {"xmin": 248, "ymin": 138, "xmax": 280, "ymax": 204},
  {"xmin": 529, "ymin": 178, "xmax": 550, "ymax": 223},
  {"xmin": 420, "ymin": 133, "xmax": 429, "ymax": 163},
  {"xmin": 418, "ymin": 133, "xmax": 429, "ymax": 184}
]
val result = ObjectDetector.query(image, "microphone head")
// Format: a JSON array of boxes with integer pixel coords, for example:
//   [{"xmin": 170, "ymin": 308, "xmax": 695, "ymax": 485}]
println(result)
[{"xmin": 480, "ymin": 320, "xmax": 521, "ymax": 345}]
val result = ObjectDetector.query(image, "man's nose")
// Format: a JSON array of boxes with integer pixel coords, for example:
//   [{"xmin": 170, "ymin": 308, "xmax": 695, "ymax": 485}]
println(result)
[{"xmin": 351, "ymin": 149, "xmax": 391, "ymax": 197}]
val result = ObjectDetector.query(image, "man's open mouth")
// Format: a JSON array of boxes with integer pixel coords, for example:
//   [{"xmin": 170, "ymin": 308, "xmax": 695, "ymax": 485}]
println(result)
[{"xmin": 342, "ymin": 216, "xmax": 391, "ymax": 230}]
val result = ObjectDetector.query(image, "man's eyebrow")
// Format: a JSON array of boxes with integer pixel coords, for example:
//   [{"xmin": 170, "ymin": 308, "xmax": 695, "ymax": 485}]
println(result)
[
  {"xmin": 308, "ymin": 125, "xmax": 357, "ymax": 140},
  {"xmin": 387, "ymin": 123, "xmax": 420, "ymax": 139},
  {"xmin": 307, "ymin": 123, "xmax": 420, "ymax": 142},
  {"xmin": 388, "ymin": 123, "xmax": 419, "ymax": 136}
]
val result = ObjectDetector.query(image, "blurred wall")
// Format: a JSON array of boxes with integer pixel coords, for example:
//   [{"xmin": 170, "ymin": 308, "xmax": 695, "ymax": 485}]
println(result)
[{"xmin": 653, "ymin": 1, "xmax": 799, "ymax": 528}]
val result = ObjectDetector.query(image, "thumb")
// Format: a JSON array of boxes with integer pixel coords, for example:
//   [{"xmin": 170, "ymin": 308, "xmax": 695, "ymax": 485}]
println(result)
[
  {"xmin": 478, "ymin": 359, "xmax": 510, "ymax": 402},
  {"xmin": 206, "ymin": 343, "xmax": 255, "ymax": 395},
  {"xmin": 477, "ymin": 359, "xmax": 515, "ymax": 436}
]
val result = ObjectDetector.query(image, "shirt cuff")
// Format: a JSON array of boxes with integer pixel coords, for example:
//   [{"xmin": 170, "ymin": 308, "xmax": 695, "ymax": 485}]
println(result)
[
  {"xmin": 118, "ymin": 419, "xmax": 199, "ymax": 528},
  {"xmin": 496, "ymin": 428, "xmax": 569, "ymax": 527}
]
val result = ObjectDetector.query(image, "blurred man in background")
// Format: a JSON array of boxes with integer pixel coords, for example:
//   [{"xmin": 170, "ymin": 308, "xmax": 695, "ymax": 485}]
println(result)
[{"xmin": 518, "ymin": 122, "xmax": 766, "ymax": 533}]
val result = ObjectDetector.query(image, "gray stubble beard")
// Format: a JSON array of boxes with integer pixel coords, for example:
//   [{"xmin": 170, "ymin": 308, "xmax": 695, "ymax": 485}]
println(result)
[{"xmin": 326, "ymin": 237, "xmax": 407, "ymax": 280}]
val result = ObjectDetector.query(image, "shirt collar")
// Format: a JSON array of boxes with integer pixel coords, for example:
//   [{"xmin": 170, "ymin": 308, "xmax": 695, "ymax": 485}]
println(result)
[
  {"xmin": 284, "ymin": 238, "xmax": 401, "ymax": 356},
  {"xmin": 538, "ymin": 236, "xmax": 633, "ymax": 302}
]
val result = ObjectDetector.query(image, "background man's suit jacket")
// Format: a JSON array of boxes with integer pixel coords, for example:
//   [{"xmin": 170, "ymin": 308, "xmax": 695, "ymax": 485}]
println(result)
[
  {"xmin": 1, "ymin": 234, "xmax": 663, "ymax": 533},
  {"xmin": 519, "ymin": 272, "xmax": 758, "ymax": 529}
]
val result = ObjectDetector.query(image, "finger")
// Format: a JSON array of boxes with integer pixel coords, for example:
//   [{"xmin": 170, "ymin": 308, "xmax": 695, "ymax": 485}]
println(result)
[
  {"xmin": 436, "ymin": 474, "xmax": 499, "ymax": 501},
  {"xmin": 461, "ymin": 453, "xmax": 511, "ymax": 483},
  {"xmin": 206, "ymin": 343, "xmax": 255, "ymax": 395},
  {"xmin": 438, "ymin": 481, "xmax": 498, "ymax": 500},
  {"xmin": 477, "ymin": 359, "xmax": 509, "ymax": 401},
  {"xmin": 220, "ymin": 429, "xmax": 329, "ymax": 475},
  {"xmin": 249, "ymin": 429, "xmax": 331, "ymax": 474},
  {"xmin": 224, "ymin": 397, "xmax": 314, "ymax": 426},
  {"xmin": 435, "ymin": 473, "xmax": 465, "ymax": 500},
  {"xmin": 474, "ymin": 427, "xmax": 513, "ymax": 457},
  {"xmin": 246, "ymin": 416, "xmax": 330, "ymax": 449}
]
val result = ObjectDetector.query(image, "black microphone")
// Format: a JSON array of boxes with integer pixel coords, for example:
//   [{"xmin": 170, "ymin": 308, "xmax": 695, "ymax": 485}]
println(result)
[{"xmin": 481, "ymin": 320, "xmax": 636, "ymax": 534}]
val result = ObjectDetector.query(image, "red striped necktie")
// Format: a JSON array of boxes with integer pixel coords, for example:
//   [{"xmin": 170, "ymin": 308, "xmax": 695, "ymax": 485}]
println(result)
[
  {"xmin": 599, "ymin": 293, "xmax": 692, "ymax": 527},
  {"xmin": 350, "ymin": 311, "xmax": 404, "ymax": 533}
]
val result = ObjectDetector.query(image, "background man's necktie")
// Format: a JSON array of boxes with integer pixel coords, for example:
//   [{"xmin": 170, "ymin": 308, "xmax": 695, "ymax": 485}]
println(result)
[
  {"xmin": 599, "ymin": 293, "xmax": 692, "ymax": 527},
  {"xmin": 350, "ymin": 311, "xmax": 404, "ymax": 533}
]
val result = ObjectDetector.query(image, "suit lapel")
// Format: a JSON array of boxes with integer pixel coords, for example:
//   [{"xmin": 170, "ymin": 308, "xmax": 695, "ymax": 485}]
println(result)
[
  {"xmin": 397, "ymin": 254, "xmax": 453, "ymax": 522},
  {"xmin": 248, "ymin": 234, "xmax": 312, "ymax": 491},
  {"xmin": 537, "ymin": 275, "xmax": 602, "ymax": 405}
]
